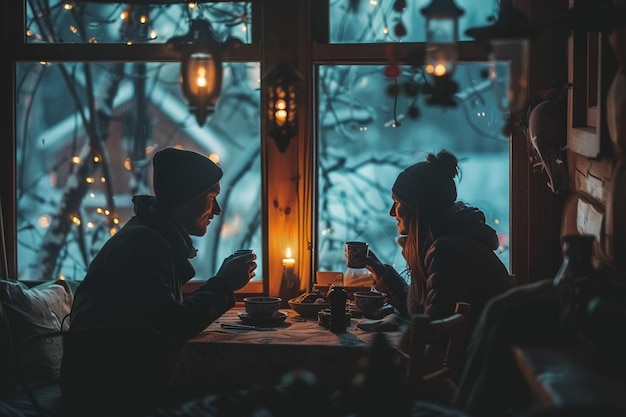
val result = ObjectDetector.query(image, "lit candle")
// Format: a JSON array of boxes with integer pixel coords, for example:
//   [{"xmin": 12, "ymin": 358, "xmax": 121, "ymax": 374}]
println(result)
[{"xmin": 282, "ymin": 247, "xmax": 296, "ymax": 274}]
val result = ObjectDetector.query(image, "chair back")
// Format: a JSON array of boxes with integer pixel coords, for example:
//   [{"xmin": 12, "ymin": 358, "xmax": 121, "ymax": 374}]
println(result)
[{"xmin": 406, "ymin": 302, "xmax": 471, "ymax": 397}]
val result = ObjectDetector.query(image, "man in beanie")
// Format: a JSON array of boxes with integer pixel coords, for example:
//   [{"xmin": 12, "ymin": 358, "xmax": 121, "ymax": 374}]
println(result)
[
  {"xmin": 61, "ymin": 148, "xmax": 256, "ymax": 416},
  {"xmin": 363, "ymin": 150, "xmax": 513, "ymax": 392}
]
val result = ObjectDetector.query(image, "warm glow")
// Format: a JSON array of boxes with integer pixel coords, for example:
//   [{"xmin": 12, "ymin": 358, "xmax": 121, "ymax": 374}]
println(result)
[
  {"xmin": 283, "ymin": 248, "xmax": 296, "ymax": 267},
  {"xmin": 139, "ymin": 15, "xmax": 148, "ymax": 24},
  {"xmin": 120, "ymin": 11, "xmax": 128, "ymax": 21},
  {"xmin": 275, "ymin": 109, "xmax": 287, "ymax": 125},
  {"xmin": 86, "ymin": 176, "xmax": 94, "ymax": 184},
  {"xmin": 208, "ymin": 153, "xmax": 220, "ymax": 164},
  {"xmin": 93, "ymin": 155, "xmax": 101, "ymax": 163},
  {"xmin": 124, "ymin": 158, "xmax": 132, "ymax": 170},
  {"xmin": 71, "ymin": 156, "xmax": 81, "ymax": 164},
  {"xmin": 38, "ymin": 215, "xmax": 50, "ymax": 228},
  {"xmin": 434, "ymin": 64, "xmax": 447, "ymax": 77},
  {"xmin": 196, "ymin": 72, "xmax": 208, "ymax": 88},
  {"xmin": 71, "ymin": 215, "xmax": 81, "ymax": 226}
]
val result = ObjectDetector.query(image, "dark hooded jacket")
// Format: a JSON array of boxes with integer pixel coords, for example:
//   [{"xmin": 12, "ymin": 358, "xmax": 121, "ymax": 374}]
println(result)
[
  {"xmin": 61, "ymin": 195, "xmax": 236, "ymax": 414},
  {"xmin": 375, "ymin": 202, "xmax": 513, "ymax": 337}
]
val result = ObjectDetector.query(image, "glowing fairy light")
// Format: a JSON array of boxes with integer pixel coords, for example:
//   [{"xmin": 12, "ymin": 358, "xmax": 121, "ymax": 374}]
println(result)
[
  {"xmin": 87, "ymin": 222, "xmax": 95, "ymax": 229},
  {"xmin": 124, "ymin": 158, "xmax": 132, "ymax": 170},
  {"xmin": 71, "ymin": 215, "xmax": 81, "ymax": 226},
  {"xmin": 208, "ymin": 153, "xmax": 220, "ymax": 164},
  {"xmin": 86, "ymin": 176, "xmax": 94, "ymax": 184},
  {"xmin": 100, "ymin": 177, "xmax": 106, "ymax": 183},
  {"xmin": 71, "ymin": 156, "xmax": 81, "ymax": 164},
  {"xmin": 63, "ymin": 3, "xmax": 73, "ymax": 10},
  {"xmin": 93, "ymin": 155, "xmax": 101, "ymax": 163},
  {"xmin": 96, "ymin": 207, "xmax": 104, "ymax": 214},
  {"xmin": 38, "ymin": 215, "xmax": 51, "ymax": 228}
]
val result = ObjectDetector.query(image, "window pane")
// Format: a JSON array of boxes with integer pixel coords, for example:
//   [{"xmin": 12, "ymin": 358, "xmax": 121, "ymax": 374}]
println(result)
[
  {"xmin": 330, "ymin": 0, "xmax": 498, "ymax": 43},
  {"xmin": 26, "ymin": 1, "xmax": 252, "ymax": 44},
  {"xmin": 16, "ymin": 61, "xmax": 262, "ymax": 282},
  {"xmin": 317, "ymin": 63, "xmax": 510, "ymax": 275}
]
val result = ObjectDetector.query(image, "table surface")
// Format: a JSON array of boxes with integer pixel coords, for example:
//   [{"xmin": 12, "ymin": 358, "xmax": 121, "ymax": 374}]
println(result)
[
  {"xmin": 511, "ymin": 344, "xmax": 626, "ymax": 411},
  {"xmin": 170, "ymin": 305, "xmax": 408, "ymax": 394}
]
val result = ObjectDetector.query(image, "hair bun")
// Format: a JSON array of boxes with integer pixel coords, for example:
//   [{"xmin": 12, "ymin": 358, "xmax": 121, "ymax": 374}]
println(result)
[{"xmin": 432, "ymin": 150, "xmax": 459, "ymax": 180}]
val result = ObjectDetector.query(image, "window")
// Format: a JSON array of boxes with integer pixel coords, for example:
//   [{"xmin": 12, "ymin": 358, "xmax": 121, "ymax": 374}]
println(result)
[
  {"xmin": 318, "ymin": 0, "xmax": 510, "ymax": 275},
  {"xmin": 15, "ymin": 2, "xmax": 263, "ymax": 293},
  {"xmin": 6, "ymin": 0, "xmax": 511, "ymax": 293},
  {"xmin": 316, "ymin": 63, "xmax": 510, "ymax": 274}
]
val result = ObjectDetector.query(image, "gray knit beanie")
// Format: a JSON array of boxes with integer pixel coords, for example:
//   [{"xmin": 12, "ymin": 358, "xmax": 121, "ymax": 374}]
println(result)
[
  {"xmin": 153, "ymin": 148, "xmax": 223, "ymax": 208},
  {"xmin": 391, "ymin": 150, "xmax": 459, "ymax": 214}
]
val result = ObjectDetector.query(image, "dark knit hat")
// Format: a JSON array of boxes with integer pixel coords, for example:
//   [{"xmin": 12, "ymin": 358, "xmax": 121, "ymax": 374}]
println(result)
[
  {"xmin": 391, "ymin": 150, "xmax": 459, "ymax": 214},
  {"xmin": 153, "ymin": 148, "xmax": 223, "ymax": 208}
]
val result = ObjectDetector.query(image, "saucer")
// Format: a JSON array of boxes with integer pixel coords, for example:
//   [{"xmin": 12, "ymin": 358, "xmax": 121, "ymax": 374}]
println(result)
[{"xmin": 238, "ymin": 310, "xmax": 289, "ymax": 327}]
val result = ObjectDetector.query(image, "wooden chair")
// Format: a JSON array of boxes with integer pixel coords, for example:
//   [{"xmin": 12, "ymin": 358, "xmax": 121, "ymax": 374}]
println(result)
[{"xmin": 405, "ymin": 302, "xmax": 471, "ymax": 405}]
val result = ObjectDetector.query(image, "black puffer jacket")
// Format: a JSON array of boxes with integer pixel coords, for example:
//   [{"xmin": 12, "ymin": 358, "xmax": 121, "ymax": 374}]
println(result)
[
  {"xmin": 375, "ymin": 202, "xmax": 513, "ymax": 335},
  {"xmin": 61, "ymin": 196, "xmax": 239, "ymax": 414},
  {"xmin": 68, "ymin": 195, "xmax": 236, "ymax": 349}
]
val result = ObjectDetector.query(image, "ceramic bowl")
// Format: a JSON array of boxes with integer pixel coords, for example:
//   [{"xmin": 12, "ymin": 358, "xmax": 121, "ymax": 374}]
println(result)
[
  {"xmin": 243, "ymin": 296, "xmax": 281, "ymax": 318},
  {"xmin": 288, "ymin": 292, "xmax": 330, "ymax": 318},
  {"xmin": 353, "ymin": 291, "xmax": 386, "ymax": 312}
]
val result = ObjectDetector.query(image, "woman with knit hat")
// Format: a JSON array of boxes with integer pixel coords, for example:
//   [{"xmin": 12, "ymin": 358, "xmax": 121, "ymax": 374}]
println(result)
[
  {"xmin": 61, "ymin": 147, "xmax": 257, "ymax": 416},
  {"xmin": 365, "ymin": 150, "xmax": 513, "ymax": 355}
]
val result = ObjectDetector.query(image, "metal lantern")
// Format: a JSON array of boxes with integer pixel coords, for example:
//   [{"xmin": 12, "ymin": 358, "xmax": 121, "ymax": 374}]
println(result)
[
  {"xmin": 465, "ymin": 0, "xmax": 542, "ymax": 112},
  {"xmin": 168, "ymin": 19, "xmax": 226, "ymax": 126},
  {"xmin": 263, "ymin": 63, "xmax": 304, "ymax": 153},
  {"xmin": 420, "ymin": 0, "xmax": 465, "ymax": 78}
]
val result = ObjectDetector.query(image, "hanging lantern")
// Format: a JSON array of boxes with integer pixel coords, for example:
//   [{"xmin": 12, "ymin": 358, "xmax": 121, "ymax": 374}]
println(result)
[
  {"xmin": 168, "ymin": 18, "xmax": 242, "ymax": 126},
  {"xmin": 420, "ymin": 0, "xmax": 465, "ymax": 78},
  {"xmin": 263, "ymin": 63, "xmax": 304, "ymax": 153},
  {"xmin": 465, "ymin": 0, "xmax": 542, "ymax": 112}
]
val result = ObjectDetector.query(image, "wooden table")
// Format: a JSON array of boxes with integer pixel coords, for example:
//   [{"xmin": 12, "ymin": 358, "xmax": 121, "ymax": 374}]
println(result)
[
  {"xmin": 511, "ymin": 345, "xmax": 626, "ymax": 411},
  {"xmin": 169, "ymin": 305, "xmax": 408, "ymax": 395}
]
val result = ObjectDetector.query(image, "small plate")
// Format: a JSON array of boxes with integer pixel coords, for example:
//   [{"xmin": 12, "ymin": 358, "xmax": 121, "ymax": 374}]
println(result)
[{"xmin": 238, "ymin": 310, "xmax": 289, "ymax": 327}]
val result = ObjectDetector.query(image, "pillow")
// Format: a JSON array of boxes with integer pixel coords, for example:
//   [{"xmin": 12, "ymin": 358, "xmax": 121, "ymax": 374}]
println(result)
[{"xmin": 0, "ymin": 280, "xmax": 74, "ymax": 395}]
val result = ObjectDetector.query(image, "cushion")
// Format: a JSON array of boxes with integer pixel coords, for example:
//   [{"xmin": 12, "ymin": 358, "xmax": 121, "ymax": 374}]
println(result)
[{"xmin": 0, "ymin": 280, "xmax": 74, "ymax": 396}]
